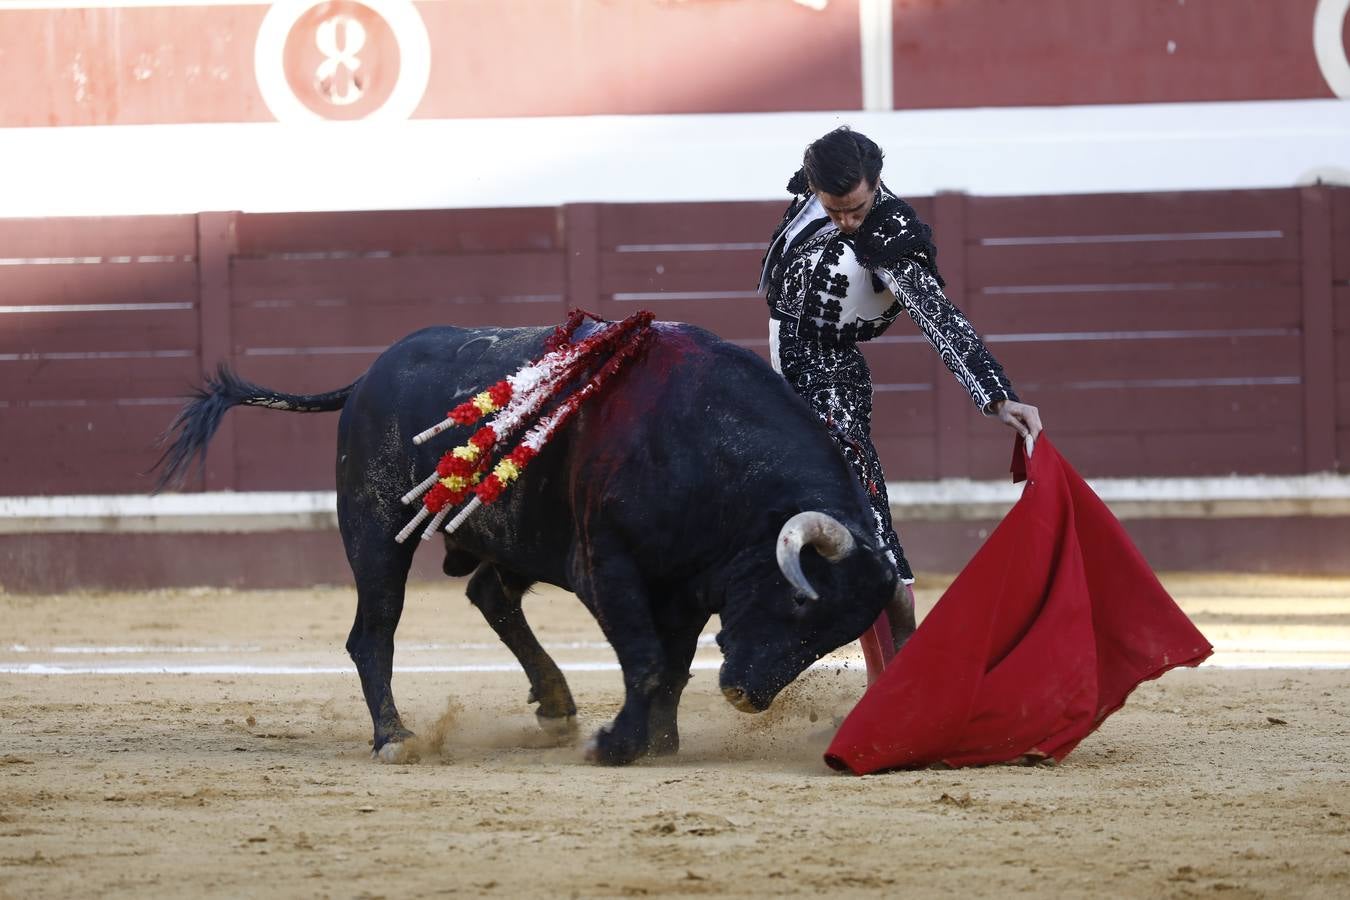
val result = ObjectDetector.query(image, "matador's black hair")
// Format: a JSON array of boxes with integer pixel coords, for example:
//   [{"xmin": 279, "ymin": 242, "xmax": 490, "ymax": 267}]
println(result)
[{"xmin": 800, "ymin": 126, "xmax": 884, "ymax": 196}]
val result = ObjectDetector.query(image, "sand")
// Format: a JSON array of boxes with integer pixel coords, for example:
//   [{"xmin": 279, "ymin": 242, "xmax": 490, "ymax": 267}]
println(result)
[{"xmin": 2, "ymin": 574, "xmax": 1348, "ymax": 898}]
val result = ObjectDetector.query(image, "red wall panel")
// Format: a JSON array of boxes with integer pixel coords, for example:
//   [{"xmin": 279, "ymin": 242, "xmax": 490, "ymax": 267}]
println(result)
[
  {"xmin": 2, "ymin": 1, "xmax": 1338, "ymax": 127},
  {"xmin": 2, "ymin": 187, "xmax": 1345, "ymax": 496},
  {"xmin": 416, "ymin": 0, "xmax": 862, "ymax": 118},
  {"xmin": 0, "ymin": 0, "xmax": 862, "ymax": 126},
  {"xmin": 892, "ymin": 0, "xmax": 1334, "ymax": 108},
  {"xmin": 0, "ymin": 6, "xmax": 270, "ymax": 127}
]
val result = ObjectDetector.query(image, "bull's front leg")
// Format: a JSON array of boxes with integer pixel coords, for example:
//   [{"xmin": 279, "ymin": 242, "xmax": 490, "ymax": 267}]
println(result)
[
  {"xmin": 646, "ymin": 605, "xmax": 709, "ymax": 757},
  {"xmin": 573, "ymin": 545, "xmax": 664, "ymax": 765}
]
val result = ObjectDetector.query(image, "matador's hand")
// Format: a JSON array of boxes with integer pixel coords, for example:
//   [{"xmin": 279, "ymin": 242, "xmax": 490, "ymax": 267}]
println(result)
[{"xmin": 993, "ymin": 400, "xmax": 1043, "ymax": 453}]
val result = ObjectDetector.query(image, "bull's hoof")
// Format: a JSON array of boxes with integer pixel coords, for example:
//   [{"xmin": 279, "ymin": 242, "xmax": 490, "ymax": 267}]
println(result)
[
  {"xmin": 647, "ymin": 729, "xmax": 679, "ymax": 757},
  {"xmin": 536, "ymin": 711, "xmax": 578, "ymax": 739},
  {"xmin": 583, "ymin": 725, "xmax": 643, "ymax": 766},
  {"xmin": 373, "ymin": 741, "xmax": 411, "ymax": 764}
]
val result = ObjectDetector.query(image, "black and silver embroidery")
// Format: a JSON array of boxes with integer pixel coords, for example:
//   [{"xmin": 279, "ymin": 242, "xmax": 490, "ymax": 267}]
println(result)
[
  {"xmin": 880, "ymin": 260, "xmax": 1017, "ymax": 413},
  {"xmin": 762, "ymin": 181, "xmax": 1020, "ymax": 581},
  {"xmin": 778, "ymin": 338, "xmax": 915, "ymax": 582},
  {"xmin": 764, "ymin": 185, "xmax": 1017, "ymax": 412}
]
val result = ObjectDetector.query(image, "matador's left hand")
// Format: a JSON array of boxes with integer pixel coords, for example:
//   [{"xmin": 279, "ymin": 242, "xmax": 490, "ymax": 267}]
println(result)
[{"xmin": 993, "ymin": 399, "xmax": 1043, "ymax": 451}]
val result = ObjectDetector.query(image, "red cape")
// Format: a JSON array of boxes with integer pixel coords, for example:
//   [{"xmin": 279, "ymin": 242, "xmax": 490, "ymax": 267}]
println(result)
[{"xmin": 825, "ymin": 435, "xmax": 1212, "ymax": 774}]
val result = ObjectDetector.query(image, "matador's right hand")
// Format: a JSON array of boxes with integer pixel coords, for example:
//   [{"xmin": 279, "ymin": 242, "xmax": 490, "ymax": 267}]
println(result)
[{"xmin": 993, "ymin": 399, "xmax": 1043, "ymax": 454}]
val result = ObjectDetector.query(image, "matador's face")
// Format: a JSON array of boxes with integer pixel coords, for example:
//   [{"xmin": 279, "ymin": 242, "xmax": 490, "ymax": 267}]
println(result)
[{"xmin": 814, "ymin": 178, "xmax": 878, "ymax": 235}]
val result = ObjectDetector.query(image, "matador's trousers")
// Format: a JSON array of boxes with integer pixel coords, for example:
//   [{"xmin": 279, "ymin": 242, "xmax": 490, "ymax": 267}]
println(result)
[{"xmin": 777, "ymin": 336, "xmax": 914, "ymax": 584}]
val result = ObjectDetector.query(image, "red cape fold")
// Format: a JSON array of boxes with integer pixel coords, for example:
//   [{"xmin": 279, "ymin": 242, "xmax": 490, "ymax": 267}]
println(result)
[{"xmin": 824, "ymin": 435, "xmax": 1213, "ymax": 774}]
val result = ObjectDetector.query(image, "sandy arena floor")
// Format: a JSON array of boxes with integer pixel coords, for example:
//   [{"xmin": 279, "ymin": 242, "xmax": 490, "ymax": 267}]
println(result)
[{"xmin": 2, "ymin": 573, "xmax": 1348, "ymax": 898}]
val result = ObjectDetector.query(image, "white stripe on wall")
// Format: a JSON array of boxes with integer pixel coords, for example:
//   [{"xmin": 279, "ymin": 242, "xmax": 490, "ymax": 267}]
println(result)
[
  {"xmin": 980, "ymin": 231, "xmax": 1285, "ymax": 246},
  {"xmin": 0, "ymin": 100, "xmax": 1346, "ymax": 218}
]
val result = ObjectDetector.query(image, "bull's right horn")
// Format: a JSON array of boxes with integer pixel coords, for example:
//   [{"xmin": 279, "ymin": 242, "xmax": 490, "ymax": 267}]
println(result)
[{"xmin": 776, "ymin": 512, "xmax": 857, "ymax": 601}]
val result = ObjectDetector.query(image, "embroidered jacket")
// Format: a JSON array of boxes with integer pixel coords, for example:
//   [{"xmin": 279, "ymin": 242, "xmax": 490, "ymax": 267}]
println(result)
[{"xmin": 759, "ymin": 181, "xmax": 1018, "ymax": 413}]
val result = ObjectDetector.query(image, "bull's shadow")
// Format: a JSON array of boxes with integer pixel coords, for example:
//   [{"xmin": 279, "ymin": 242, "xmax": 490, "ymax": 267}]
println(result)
[{"xmin": 156, "ymin": 320, "xmax": 901, "ymax": 765}]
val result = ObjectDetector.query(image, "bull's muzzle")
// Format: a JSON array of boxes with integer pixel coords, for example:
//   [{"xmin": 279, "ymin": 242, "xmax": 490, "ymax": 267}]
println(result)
[{"xmin": 721, "ymin": 685, "xmax": 763, "ymax": 714}]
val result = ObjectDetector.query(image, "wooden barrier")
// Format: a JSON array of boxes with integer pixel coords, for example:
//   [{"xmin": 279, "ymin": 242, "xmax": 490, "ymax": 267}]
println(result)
[
  {"xmin": 1333, "ymin": 188, "xmax": 1350, "ymax": 471},
  {"xmin": 0, "ymin": 188, "xmax": 1344, "ymax": 502},
  {"xmin": 0, "ymin": 215, "xmax": 200, "ymax": 494}
]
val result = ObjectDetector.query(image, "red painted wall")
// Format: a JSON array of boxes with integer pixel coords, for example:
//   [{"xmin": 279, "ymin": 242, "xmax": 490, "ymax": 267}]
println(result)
[
  {"xmin": 0, "ymin": 0, "xmax": 1341, "ymax": 127},
  {"xmin": 892, "ymin": 0, "xmax": 1337, "ymax": 108},
  {"xmin": 0, "ymin": 0, "xmax": 861, "ymax": 126}
]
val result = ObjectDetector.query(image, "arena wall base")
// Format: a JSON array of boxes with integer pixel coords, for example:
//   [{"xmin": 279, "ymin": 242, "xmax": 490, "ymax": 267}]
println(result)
[
  {"xmin": 901, "ymin": 517, "xmax": 1350, "ymax": 581},
  {"xmin": 0, "ymin": 531, "xmax": 447, "ymax": 594},
  {"xmin": 4, "ymin": 516, "xmax": 1350, "ymax": 594}
]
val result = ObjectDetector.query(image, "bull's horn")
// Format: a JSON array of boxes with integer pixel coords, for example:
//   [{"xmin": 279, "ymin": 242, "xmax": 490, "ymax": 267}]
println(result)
[{"xmin": 776, "ymin": 512, "xmax": 857, "ymax": 600}]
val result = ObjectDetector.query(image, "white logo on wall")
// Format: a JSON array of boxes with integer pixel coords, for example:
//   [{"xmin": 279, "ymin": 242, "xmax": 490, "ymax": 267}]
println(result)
[
  {"xmin": 1314, "ymin": 0, "xmax": 1350, "ymax": 98},
  {"xmin": 315, "ymin": 16, "xmax": 367, "ymax": 106},
  {"xmin": 255, "ymin": 0, "xmax": 431, "ymax": 122}
]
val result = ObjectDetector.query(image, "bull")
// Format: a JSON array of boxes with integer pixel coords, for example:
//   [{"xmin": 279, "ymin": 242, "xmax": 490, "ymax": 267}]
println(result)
[{"xmin": 156, "ymin": 321, "xmax": 900, "ymax": 765}]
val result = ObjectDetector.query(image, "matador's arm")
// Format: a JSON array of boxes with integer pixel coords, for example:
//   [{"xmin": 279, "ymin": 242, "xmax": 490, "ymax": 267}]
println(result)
[{"xmin": 874, "ymin": 258, "xmax": 1018, "ymax": 414}]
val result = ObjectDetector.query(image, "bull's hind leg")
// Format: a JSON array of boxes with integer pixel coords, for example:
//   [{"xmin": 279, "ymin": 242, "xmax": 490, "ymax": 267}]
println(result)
[
  {"xmin": 465, "ymin": 564, "xmax": 578, "ymax": 737},
  {"xmin": 344, "ymin": 538, "xmax": 418, "ymax": 762}
]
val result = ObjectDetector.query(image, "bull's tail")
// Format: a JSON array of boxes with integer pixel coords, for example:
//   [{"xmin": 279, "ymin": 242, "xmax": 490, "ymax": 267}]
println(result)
[{"xmin": 152, "ymin": 363, "xmax": 358, "ymax": 491}]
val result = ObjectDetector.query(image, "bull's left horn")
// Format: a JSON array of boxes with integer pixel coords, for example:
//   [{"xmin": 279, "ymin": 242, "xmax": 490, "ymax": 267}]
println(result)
[{"xmin": 776, "ymin": 512, "xmax": 857, "ymax": 600}]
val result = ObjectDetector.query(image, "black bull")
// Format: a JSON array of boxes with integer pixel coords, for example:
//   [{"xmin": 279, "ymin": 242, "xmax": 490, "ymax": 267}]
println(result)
[{"xmin": 157, "ymin": 321, "xmax": 900, "ymax": 765}]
